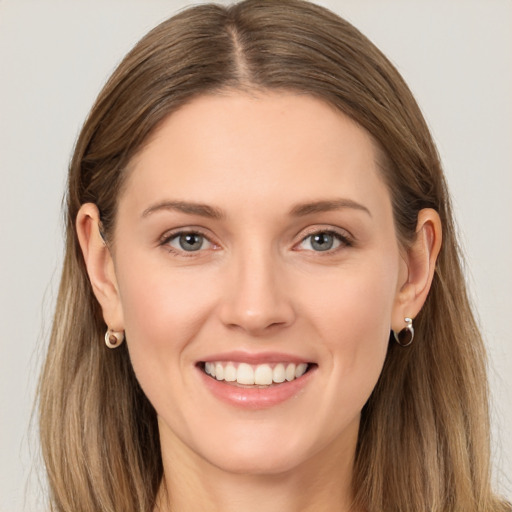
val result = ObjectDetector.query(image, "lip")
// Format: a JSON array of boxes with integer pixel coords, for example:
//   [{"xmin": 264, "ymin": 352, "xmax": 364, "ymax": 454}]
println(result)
[
  {"xmin": 200, "ymin": 350, "xmax": 312, "ymax": 365},
  {"xmin": 196, "ymin": 352, "xmax": 317, "ymax": 410}
]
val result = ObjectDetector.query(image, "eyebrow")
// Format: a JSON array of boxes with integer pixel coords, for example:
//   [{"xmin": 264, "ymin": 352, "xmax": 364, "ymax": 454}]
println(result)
[
  {"xmin": 289, "ymin": 199, "xmax": 371, "ymax": 217},
  {"xmin": 141, "ymin": 198, "xmax": 371, "ymax": 220},
  {"xmin": 141, "ymin": 200, "xmax": 224, "ymax": 219}
]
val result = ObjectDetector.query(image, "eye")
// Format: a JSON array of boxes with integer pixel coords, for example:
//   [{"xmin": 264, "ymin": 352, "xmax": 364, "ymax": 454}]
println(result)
[
  {"xmin": 298, "ymin": 230, "xmax": 350, "ymax": 252},
  {"xmin": 165, "ymin": 232, "xmax": 213, "ymax": 253}
]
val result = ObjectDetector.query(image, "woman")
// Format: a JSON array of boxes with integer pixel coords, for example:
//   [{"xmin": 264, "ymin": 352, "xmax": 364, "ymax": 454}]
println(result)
[{"xmin": 37, "ymin": 1, "xmax": 510, "ymax": 511}]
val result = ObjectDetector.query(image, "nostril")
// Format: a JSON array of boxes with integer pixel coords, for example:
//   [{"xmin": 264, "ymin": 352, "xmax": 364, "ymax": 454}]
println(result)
[
  {"xmin": 217, "ymin": 271, "xmax": 296, "ymax": 334},
  {"xmin": 221, "ymin": 309, "xmax": 295, "ymax": 336}
]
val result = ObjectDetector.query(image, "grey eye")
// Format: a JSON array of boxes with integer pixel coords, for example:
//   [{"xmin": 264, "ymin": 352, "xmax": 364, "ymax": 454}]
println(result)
[
  {"xmin": 169, "ymin": 233, "xmax": 208, "ymax": 252},
  {"xmin": 309, "ymin": 232, "xmax": 335, "ymax": 251},
  {"xmin": 299, "ymin": 231, "xmax": 346, "ymax": 252}
]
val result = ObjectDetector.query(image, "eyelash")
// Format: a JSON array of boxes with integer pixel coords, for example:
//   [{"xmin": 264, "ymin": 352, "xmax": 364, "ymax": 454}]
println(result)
[
  {"xmin": 159, "ymin": 228, "xmax": 353, "ymax": 257},
  {"xmin": 160, "ymin": 229, "xmax": 216, "ymax": 256},
  {"xmin": 296, "ymin": 229, "xmax": 353, "ymax": 254}
]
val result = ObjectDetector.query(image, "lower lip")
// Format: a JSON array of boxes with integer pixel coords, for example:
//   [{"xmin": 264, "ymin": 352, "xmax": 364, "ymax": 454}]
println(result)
[{"xmin": 198, "ymin": 365, "xmax": 316, "ymax": 410}]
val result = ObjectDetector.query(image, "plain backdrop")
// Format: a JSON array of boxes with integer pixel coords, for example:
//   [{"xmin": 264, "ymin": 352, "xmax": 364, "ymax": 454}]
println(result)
[{"xmin": 1, "ymin": 1, "xmax": 511, "ymax": 510}]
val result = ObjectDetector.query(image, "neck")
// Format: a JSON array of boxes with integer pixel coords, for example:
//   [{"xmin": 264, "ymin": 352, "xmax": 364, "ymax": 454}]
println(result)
[{"xmin": 155, "ymin": 426, "xmax": 358, "ymax": 512}]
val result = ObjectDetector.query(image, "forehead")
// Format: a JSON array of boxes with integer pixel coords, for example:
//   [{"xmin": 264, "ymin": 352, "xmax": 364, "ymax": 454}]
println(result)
[{"xmin": 121, "ymin": 91, "xmax": 391, "ymax": 219}]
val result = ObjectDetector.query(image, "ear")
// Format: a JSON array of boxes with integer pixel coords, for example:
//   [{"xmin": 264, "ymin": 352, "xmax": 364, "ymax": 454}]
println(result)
[
  {"xmin": 392, "ymin": 208, "xmax": 442, "ymax": 331},
  {"xmin": 76, "ymin": 203, "xmax": 125, "ymax": 331}
]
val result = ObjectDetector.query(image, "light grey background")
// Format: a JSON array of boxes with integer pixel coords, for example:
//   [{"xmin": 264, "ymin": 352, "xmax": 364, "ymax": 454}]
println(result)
[{"xmin": 1, "ymin": 1, "xmax": 510, "ymax": 510}]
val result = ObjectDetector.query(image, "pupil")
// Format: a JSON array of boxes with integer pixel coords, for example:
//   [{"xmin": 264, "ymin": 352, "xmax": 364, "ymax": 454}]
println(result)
[
  {"xmin": 179, "ymin": 233, "xmax": 202, "ymax": 251},
  {"xmin": 312, "ymin": 233, "xmax": 333, "ymax": 251}
]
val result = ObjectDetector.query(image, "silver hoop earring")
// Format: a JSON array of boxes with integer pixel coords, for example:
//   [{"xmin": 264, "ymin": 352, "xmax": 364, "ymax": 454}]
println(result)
[
  {"xmin": 105, "ymin": 329, "xmax": 125, "ymax": 349},
  {"xmin": 393, "ymin": 317, "xmax": 414, "ymax": 347}
]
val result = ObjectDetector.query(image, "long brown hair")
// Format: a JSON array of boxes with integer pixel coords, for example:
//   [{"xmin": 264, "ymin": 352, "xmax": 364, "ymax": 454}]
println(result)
[{"xmin": 38, "ymin": 1, "xmax": 510, "ymax": 511}]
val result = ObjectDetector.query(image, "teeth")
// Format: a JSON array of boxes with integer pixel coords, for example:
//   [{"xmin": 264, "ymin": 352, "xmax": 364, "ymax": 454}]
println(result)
[
  {"xmin": 237, "ymin": 363, "xmax": 255, "ymax": 385},
  {"xmin": 254, "ymin": 364, "xmax": 273, "ymax": 385},
  {"xmin": 203, "ymin": 361, "xmax": 309, "ymax": 385},
  {"xmin": 273, "ymin": 363, "xmax": 286, "ymax": 383},
  {"xmin": 224, "ymin": 363, "xmax": 237, "ymax": 382},
  {"xmin": 285, "ymin": 363, "xmax": 295, "ymax": 381},
  {"xmin": 215, "ymin": 362, "xmax": 224, "ymax": 381},
  {"xmin": 205, "ymin": 362, "xmax": 215, "ymax": 377},
  {"xmin": 295, "ymin": 363, "xmax": 308, "ymax": 378}
]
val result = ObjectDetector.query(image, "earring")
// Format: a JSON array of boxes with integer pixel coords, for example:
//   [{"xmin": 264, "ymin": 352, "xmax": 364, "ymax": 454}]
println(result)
[
  {"xmin": 393, "ymin": 317, "xmax": 414, "ymax": 347},
  {"xmin": 104, "ymin": 329, "xmax": 125, "ymax": 349}
]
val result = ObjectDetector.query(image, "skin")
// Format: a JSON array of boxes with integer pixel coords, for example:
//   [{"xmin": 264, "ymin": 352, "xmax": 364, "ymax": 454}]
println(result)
[{"xmin": 77, "ymin": 91, "xmax": 441, "ymax": 512}]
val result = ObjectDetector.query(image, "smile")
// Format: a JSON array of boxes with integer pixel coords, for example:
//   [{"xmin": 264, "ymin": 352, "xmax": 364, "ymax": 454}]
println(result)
[
  {"xmin": 197, "ymin": 353, "xmax": 317, "ymax": 409},
  {"xmin": 203, "ymin": 361, "xmax": 310, "ymax": 386}
]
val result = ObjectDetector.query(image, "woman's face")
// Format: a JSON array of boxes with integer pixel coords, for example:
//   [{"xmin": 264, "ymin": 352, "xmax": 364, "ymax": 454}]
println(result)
[{"xmin": 111, "ymin": 92, "xmax": 407, "ymax": 475}]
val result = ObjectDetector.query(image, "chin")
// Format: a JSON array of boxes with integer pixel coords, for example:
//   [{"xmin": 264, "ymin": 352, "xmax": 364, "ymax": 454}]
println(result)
[
  {"xmin": 205, "ymin": 445, "xmax": 310, "ymax": 476},
  {"xmin": 187, "ymin": 422, "xmax": 329, "ymax": 477}
]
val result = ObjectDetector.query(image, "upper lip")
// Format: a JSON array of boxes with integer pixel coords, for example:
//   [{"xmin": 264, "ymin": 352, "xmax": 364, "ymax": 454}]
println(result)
[{"xmin": 199, "ymin": 350, "xmax": 313, "ymax": 365}]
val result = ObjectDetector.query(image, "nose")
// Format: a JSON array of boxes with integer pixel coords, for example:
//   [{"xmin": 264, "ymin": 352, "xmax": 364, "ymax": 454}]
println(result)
[{"xmin": 218, "ymin": 247, "xmax": 296, "ymax": 336}]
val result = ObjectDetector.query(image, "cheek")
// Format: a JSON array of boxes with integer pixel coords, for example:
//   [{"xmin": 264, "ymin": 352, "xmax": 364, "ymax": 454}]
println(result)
[
  {"xmin": 114, "ymin": 255, "xmax": 217, "ymax": 370},
  {"xmin": 302, "ymin": 255, "xmax": 398, "ymax": 391},
  {"xmin": 307, "ymin": 255, "xmax": 397, "ymax": 333}
]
